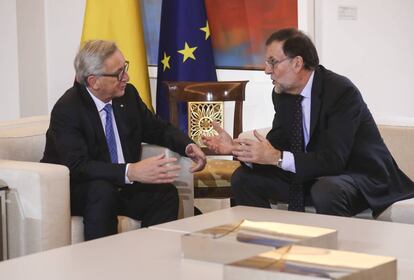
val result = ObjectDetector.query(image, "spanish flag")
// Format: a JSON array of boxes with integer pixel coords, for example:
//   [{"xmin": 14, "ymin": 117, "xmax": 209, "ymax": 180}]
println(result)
[{"xmin": 80, "ymin": 0, "xmax": 153, "ymax": 111}]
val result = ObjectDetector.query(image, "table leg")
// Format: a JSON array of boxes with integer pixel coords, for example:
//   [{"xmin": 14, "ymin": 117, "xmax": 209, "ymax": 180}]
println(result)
[{"xmin": 0, "ymin": 185, "xmax": 9, "ymax": 261}]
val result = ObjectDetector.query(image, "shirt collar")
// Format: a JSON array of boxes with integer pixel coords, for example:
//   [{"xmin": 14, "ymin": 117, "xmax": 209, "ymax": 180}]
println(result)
[
  {"xmin": 86, "ymin": 87, "xmax": 112, "ymax": 112},
  {"xmin": 300, "ymin": 71, "xmax": 315, "ymax": 99}
]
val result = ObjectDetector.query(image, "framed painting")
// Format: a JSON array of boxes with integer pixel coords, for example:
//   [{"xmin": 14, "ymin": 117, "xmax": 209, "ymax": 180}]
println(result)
[{"xmin": 141, "ymin": 0, "xmax": 298, "ymax": 70}]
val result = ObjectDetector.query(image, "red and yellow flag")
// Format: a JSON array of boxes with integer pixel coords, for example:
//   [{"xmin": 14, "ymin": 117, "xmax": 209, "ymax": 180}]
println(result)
[{"xmin": 81, "ymin": 0, "xmax": 153, "ymax": 110}]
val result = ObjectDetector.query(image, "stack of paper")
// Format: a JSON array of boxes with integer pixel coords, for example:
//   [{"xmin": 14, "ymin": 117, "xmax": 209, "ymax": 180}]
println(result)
[
  {"xmin": 224, "ymin": 245, "xmax": 396, "ymax": 280},
  {"xmin": 181, "ymin": 219, "xmax": 337, "ymax": 264}
]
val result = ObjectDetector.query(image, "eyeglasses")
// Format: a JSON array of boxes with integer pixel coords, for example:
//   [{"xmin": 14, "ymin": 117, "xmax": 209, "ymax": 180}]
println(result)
[
  {"xmin": 264, "ymin": 57, "xmax": 290, "ymax": 70},
  {"xmin": 99, "ymin": 61, "xmax": 129, "ymax": 81}
]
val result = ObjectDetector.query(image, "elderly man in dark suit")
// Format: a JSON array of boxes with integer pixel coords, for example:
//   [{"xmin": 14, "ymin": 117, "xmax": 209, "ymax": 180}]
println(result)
[
  {"xmin": 203, "ymin": 28, "xmax": 414, "ymax": 217},
  {"xmin": 41, "ymin": 40, "xmax": 206, "ymax": 240}
]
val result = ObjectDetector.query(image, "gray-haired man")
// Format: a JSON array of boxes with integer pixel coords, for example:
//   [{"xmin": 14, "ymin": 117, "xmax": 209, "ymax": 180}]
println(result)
[{"xmin": 42, "ymin": 40, "xmax": 206, "ymax": 240}]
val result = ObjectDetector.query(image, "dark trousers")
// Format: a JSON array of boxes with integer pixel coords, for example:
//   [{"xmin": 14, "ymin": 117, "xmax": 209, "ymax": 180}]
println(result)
[
  {"xmin": 231, "ymin": 165, "xmax": 369, "ymax": 217},
  {"xmin": 70, "ymin": 180, "xmax": 179, "ymax": 241}
]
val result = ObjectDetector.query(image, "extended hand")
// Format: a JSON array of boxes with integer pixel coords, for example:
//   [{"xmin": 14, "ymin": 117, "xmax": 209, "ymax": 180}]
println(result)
[
  {"xmin": 233, "ymin": 130, "xmax": 281, "ymax": 165},
  {"xmin": 201, "ymin": 121, "xmax": 236, "ymax": 154},
  {"xmin": 127, "ymin": 154, "xmax": 181, "ymax": 184},
  {"xmin": 185, "ymin": 143, "xmax": 207, "ymax": 172}
]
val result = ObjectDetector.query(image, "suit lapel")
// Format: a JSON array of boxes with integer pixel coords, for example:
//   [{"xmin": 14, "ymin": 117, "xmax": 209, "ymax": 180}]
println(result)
[
  {"xmin": 77, "ymin": 83, "xmax": 107, "ymax": 144},
  {"xmin": 309, "ymin": 67, "xmax": 323, "ymax": 140}
]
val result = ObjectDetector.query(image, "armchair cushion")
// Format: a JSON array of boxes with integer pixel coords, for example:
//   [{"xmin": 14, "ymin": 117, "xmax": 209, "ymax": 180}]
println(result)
[
  {"xmin": 194, "ymin": 159, "xmax": 240, "ymax": 187},
  {"xmin": 0, "ymin": 115, "xmax": 49, "ymax": 162},
  {"xmin": 376, "ymin": 197, "xmax": 414, "ymax": 223},
  {"xmin": 71, "ymin": 216, "xmax": 142, "ymax": 244}
]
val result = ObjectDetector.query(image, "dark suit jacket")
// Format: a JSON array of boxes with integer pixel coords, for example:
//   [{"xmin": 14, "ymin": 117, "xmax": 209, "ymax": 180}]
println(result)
[
  {"xmin": 266, "ymin": 65, "xmax": 414, "ymax": 216},
  {"xmin": 41, "ymin": 82, "xmax": 192, "ymax": 186}
]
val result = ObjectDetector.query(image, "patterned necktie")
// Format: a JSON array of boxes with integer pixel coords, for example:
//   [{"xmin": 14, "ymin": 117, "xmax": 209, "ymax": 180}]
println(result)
[
  {"xmin": 288, "ymin": 95, "xmax": 305, "ymax": 212},
  {"xmin": 103, "ymin": 104, "xmax": 118, "ymax": 164}
]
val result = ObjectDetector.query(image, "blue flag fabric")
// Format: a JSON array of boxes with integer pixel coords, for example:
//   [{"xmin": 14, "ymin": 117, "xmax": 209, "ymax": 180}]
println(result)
[{"xmin": 156, "ymin": 0, "xmax": 217, "ymax": 132}]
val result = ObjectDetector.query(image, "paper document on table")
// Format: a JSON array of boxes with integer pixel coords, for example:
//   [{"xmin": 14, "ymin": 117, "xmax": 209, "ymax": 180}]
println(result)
[
  {"xmin": 181, "ymin": 219, "xmax": 337, "ymax": 264},
  {"xmin": 224, "ymin": 245, "xmax": 396, "ymax": 280}
]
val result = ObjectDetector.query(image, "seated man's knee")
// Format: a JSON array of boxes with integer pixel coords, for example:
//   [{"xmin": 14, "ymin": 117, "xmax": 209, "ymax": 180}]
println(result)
[
  {"xmin": 231, "ymin": 166, "xmax": 251, "ymax": 194},
  {"xmin": 86, "ymin": 180, "xmax": 121, "ymax": 209},
  {"xmin": 146, "ymin": 183, "xmax": 179, "ymax": 209},
  {"xmin": 310, "ymin": 177, "xmax": 346, "ymax": 213},
  {"xmin": 163, "ymin": 183, "xmax": 179, "ymax": 203}
]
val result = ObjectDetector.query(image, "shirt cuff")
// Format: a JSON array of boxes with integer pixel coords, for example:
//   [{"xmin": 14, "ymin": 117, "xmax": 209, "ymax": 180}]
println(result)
[
  {"xmin": 125, "ymin": 163, "xmax": 133, "ymax": 184},
  {"xmin": 281, "ymin": 151, "xmax": 296, "ymax": 173}
]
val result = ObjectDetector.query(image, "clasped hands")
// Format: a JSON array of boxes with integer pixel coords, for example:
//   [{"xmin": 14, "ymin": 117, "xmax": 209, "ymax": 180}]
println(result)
[
  {"xmin": 127, "ymin": 143, "xmax": 206, "ymax": 184},
  {"xmin": 201, "ymin": 122, "xmax": 281, "ymax": 165}
]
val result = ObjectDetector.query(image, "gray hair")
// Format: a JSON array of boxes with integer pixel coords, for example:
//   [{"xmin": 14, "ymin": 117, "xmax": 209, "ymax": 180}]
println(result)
[{"xmin": 74, "ymin": 40, "xmax": 118, "ymax": 86}]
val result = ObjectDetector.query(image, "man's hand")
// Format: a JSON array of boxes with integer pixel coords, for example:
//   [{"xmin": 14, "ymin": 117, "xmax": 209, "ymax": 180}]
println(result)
[
  {"xmin": 201, "ymin": 121, "xmax": 237, "ymax": 154},
  {"xmin": 127, "ymin": 154, "xmax": 181, "ymax": 184},
  {"xmin": 185, "ymin": 143, "xmax": 207, "ymax": 172},
  {"xmin": 233, "ymin": 130, "xmax": 281, "ymax": 165}
]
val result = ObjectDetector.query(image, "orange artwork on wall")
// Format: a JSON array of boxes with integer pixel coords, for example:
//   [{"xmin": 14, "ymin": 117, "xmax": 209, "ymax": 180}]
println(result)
[
  {"xmin": 141, "ymin": 0, "xmax": 297, "ymax": 69},
  {"xmin": 205, "ymin": 0, "xmax": 297, "ymax": 69}
]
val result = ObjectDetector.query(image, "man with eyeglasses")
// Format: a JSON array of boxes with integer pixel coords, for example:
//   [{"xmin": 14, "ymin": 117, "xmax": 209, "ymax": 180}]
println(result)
[
  {"xmin": 203, "ymin": 28, "xmax": 414, "ymax": 218},
  {"xmin": 41, "ymin": 40, "xmax": 206, "ymax": 240}
]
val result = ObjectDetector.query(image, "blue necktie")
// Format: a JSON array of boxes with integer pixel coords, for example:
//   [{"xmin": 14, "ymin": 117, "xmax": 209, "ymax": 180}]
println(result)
[{"xmin": 103, "ymin": 104, "xmax": 118, "ymax": 164}]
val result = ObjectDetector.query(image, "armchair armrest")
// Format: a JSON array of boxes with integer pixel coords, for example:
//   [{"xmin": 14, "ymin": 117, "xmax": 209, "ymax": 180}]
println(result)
[
  {"xmin": 140, "ymin": 144, "xmax": 194, "ymax": 218},
  {"xmin": 0, "ymin": 160, "xmax": 70, "ymax": 258},
  {"xmin": 238, "ymin": 127, "xmax": 271, "ymax": 140}
]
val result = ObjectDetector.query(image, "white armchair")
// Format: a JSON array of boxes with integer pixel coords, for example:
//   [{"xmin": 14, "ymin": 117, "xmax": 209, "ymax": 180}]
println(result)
[{"xmin": 0, "ymin": 115, "xmax": 194, "ymax": 259}]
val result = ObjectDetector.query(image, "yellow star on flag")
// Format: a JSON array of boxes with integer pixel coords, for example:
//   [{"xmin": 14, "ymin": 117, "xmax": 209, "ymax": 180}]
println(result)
[
  {"xmin": 161, "ymin": 52, "xmax": 171, "ymax": 71},
  {"xmin": 177, "ymin": 42, "xmax": 197, "ymax": 62},
  {"xmin": 200, "ymin": 21, "xmax": 210, "ymax": 40}
]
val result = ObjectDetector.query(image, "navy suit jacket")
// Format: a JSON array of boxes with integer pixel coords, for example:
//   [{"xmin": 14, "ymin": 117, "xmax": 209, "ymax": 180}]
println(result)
[
  {"xmin": 41, "ymin": 82, "xmax": 192, "ymax": 186},
  {"xmin": 267, "ymin": 65, "xmax": 414, "ymax": 216}
]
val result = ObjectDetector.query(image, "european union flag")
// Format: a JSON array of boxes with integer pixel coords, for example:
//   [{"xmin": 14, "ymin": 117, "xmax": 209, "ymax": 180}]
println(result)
[{"xmin": 156, "ymin": 0, "xmax": 217, "ymax": 132}]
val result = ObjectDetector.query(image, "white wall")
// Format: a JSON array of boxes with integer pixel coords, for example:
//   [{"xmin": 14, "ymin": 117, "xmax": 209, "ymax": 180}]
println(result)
[
  {"xmin": 315, "ymin": 0, "xmax": 414, "ymax": 125},
  {"xmin": 0, "ymin": 0, "xmax": 20, "ymax": 120},
  {"xmin": 16, "ymin": 0, "xmax": 48, "ymax": 117},
  {"xmin": 1, "ymin": 0, "xmax": 414, "ymax": 128},
  {"xmin": 0, "ymin": 0, "xmax": 85, "ymax": 121},
  {"xmin": 44, "ymin": 0, "xmax": 85, "ymax": 110}
]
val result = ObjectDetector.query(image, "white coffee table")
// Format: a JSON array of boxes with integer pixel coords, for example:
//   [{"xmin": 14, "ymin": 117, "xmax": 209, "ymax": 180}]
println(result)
[
  {"xmin": 151, "ymin": 205, "xmax": 414, "ymax": 279},
  {"xmin": 0, "ymin": 227, "xmax": 226, "ymax": 280},
  {"xmin": 0, "ymin": 206, "xmax": 413, "ymax": 279}
]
